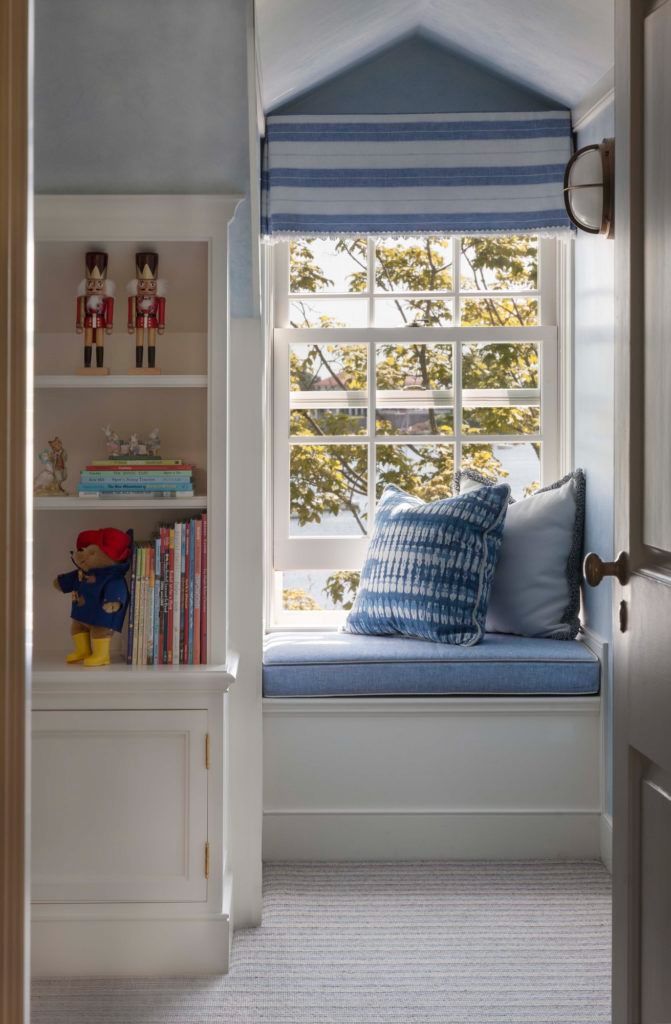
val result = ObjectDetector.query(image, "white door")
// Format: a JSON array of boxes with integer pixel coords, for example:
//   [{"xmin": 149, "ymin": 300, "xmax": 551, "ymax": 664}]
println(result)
[
  {"xmin": 32, "ymin": 709, "xmax": 208, "ymax": 903},
  {"xmin": 601, "ymin": 0, "xmax": 671, "ymax": 1018}
]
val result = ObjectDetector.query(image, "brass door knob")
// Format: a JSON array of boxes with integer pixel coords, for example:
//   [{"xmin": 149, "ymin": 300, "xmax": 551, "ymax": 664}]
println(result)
[{"xmin": 583, "ymin": 550, "xmax": 629, "ymax": 587}]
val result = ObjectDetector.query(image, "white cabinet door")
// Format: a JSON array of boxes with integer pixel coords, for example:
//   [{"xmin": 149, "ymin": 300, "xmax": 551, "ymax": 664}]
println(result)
[{"xmin": 32, "ymin": 709, "xmax": 208, "ymax": 903}]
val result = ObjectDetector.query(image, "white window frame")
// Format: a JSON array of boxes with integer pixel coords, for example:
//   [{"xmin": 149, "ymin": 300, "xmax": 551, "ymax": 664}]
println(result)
[{"xmin": 270, "ymin": 236, "xmax": 564, "ymax": 627}]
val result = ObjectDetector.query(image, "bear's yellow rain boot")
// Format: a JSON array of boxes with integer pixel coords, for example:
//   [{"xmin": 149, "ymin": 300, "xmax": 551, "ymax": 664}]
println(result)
[
  {"xmin": 66, "ymin": 631, "xmax": 91, "ymax": 664},
  {"xmin": 83, "ymin": 636, "xmax": 112, "ymax": 668}
]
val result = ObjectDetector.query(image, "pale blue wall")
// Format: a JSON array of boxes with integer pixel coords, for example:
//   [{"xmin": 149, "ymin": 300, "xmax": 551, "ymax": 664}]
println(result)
[
  {"xmin": 34, "ymin": 0, "xmax": 254, "ymax": 318},
  {"xmin": 573, "ymin": 102, "xmax": 615, "ymax": 812},
  {"xmin": 273, "ymin": 34, "xmax": 561, "ymax": 115}
]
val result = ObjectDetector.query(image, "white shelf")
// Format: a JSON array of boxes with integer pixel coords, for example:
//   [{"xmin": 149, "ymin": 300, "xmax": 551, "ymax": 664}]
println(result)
[
  {"xmin": 32, "ymin": 651, "xmax": 239, "ymax": 690},
  {"xmin": 35, "ymin": 495, "xmax": 207, "ymax": 511},
  {"xmin": 35, "ymin": 374, "xmax": 207, "ymax": 389}
]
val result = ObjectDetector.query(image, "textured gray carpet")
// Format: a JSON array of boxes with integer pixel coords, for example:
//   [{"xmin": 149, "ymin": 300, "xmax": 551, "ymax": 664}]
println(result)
[{"xmin": 32, "ymin": 861, "xmax": 611, "ymax": 1024}]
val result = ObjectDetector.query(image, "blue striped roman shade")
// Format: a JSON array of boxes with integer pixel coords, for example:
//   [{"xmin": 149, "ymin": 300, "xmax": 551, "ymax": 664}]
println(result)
[{"xmin": 261, "ymin": 111, "xmax": 573, "ymax": 238}]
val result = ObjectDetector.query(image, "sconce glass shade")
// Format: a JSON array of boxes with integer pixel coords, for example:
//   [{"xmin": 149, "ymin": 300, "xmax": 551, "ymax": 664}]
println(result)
[{"xmin": 563, "ymin": 138, "xmax": 614, "ymax": 237}]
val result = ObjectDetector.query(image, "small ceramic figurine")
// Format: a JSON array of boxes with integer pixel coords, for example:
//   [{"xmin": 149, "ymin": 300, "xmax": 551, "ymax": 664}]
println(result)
[
  {"xmin": 54, "ymin": 527, "xmax": 133, "ymax": 667},
  {"xmin": 127, "ymin": 251, "xmax": 166, "ymax": 372},
  {"xmin": 99, "ymin": 426, "xmax": 161, "ymax": 459},
  {"xmin": 102, "ymin": 424, "xmax": 121, "ymax": 457},
  {"xmin": 76, "ymin": 251, "xmax": 115, "ymax": 373},
  {"xmin": 34, "ymin": 436, "xmax": 68, "ymax": 496},
  {"xmin": 146, "ymin": 428, "xmax": 161, "ymax": 456}
]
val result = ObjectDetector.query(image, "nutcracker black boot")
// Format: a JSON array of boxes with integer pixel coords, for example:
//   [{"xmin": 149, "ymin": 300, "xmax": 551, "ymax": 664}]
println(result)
[
  {"xmin": 148, "ymin": 346, "xmax": 156, "ymax": 369},
  {"xmin": 84, "ymin": 345, "xmax": 92, "ymax": 368},
  {"xmin": 96, "ymin": 345, "xmax": 104, "ymax": 368},
  {"xmin": 135, "ymin": 345, "xmax": 143, "ymax": 368}
]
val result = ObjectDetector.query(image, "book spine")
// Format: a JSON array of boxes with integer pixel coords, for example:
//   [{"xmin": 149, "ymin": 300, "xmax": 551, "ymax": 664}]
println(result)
[
  {"xmin": 201, "ymin": 512, "xmax": 207, "ymax": 663},
  {"xmin": 81, "ymin": 471, "xmax": 193, "ymax": 479},
  {"xmin": 167, "ymin": 528, "xmax": 175, "ymax": 665},
  {"xmin": 177, "ymin": 520, "xmax": 185, "ymax": 663},
  {"xmin": 132, "ymin": 545, "xmax": 143, "ymax": 666},
  {"xmin": 173, "ymin": 522, "xmax": 182, "ymax": 665},
  {"xmin": 188, "ymin": 517, "xmax": 195, "ymax": 664},
  {"xmin": 89, "ymin": 459, "xmax": 186, "ymax": 466},
  {"xmin": 79, "ymin": 481, "xmax": 193, "ymax": 489},
  {"xmin": 181, "ymin": 520, "xmax": 188, "ymax": 665},
  {"xmin": 134, "ymin": 545, "xmax": 143, "ymax": 667},
  {"xmin": 85, "ymin": 464, "xmax": 193, "ymax": 472},
  {"xmin": 147, "ymin": 545, "xmax": 155, "ymax": 666},
  {"xmin": 183, "ymin": 520, "xmax": 188, "ymax": 665},
  {"xmin": 78, "ymin": 480, "xmax": 193, "ymax": 489},
  {"xmin": 77, "ymin": 491, "xmax": 194, "ymax": 498},
  {"xmin": 140, "ymin": 546, "xmax": 148, "ymax": 667},
  {"xmin": 153, "ymin": 536, "xmax": 161, "ymax": 667},
  {"xmin": 194, "ymin": 518, "xmax": 202, "ymax": 665},
  {"xmin": 158, "ymin": 527, "xmax": 167, "ymax": 665},
  {"xmin": 126, "ymin": 543, "xmax": 137, "ymax": 665}
]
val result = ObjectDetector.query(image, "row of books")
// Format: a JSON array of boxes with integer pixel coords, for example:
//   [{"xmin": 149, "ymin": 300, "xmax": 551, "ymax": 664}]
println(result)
[
  {"xmin": 126, "ymin": 513, "xmax": 207, "ymax": 665},
  {"xmin": 78, "ymin": 459, "xmax": 195, "ymax": 499}
]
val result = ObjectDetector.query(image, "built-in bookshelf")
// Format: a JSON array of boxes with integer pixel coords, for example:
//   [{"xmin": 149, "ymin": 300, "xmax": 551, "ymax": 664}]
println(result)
[
  {"xmin": 31, "ymin": 195, "xmax": 241, "ymax": 977},
  {"xmin": 35, "ymin": 374, "xmax": 208, "ymax": 389},
  {"xmin": 33, "ymin": 195, "xmax": 236, "ymax": 669}
]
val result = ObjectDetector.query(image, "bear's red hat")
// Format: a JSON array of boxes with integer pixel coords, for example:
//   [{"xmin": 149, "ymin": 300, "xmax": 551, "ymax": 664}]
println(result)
[{"xmin": 76, "ymin": 528, "xmax": 131, "ymax": 563}]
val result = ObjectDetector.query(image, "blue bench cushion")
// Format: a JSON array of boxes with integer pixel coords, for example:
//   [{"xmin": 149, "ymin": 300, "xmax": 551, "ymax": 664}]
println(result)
[{"xmin": 263, "ymin": 631, "xmax": 600, "ymax": 698}]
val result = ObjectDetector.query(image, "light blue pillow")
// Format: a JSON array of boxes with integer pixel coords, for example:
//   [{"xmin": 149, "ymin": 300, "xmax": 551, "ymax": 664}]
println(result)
[
  {"xmin": 455, "ymin": 468, "xmax": 586, "ymax": 639},
  {"xmin": 343, "ymin": 483, "xmax": 511, "ymax": 646}
]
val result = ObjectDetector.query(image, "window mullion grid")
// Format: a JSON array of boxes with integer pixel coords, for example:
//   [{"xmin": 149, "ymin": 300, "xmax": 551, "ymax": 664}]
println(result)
[
  {"xmin": 453, "ymin": 338, "xmax": 463, "ymax": 482},
  {"xmin": 367, "ymin": 237, "xmax": 375, "ymax": 327},
  {"xmin": 453, "ymin": 235, "xmax": 461, "ymax": 327},
  {"xmin": 453, "ymin": 236, "xmax": 462, "ymax": 477},
  {"xmin": 276, "ymin": 235, "xmax": 556, "ymax": 623},
  {"xmin": 367, "ymin": 239, "xmax": 376, "ymax": 534},
  {"xmin": 368, "ymin": 333, "xmax": 376, "ymax": 538}
]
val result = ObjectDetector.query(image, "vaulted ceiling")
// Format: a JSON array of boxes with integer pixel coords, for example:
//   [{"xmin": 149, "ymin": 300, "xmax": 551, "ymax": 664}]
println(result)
[{"xmin": 255, "ymin": 0, "xmax": 614, "ymax": 112}]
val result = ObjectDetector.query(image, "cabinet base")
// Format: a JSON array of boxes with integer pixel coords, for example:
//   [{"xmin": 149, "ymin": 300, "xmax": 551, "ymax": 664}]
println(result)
[{"xmin": 31, "ymin": 909, "xmax": 232, "ymax": 977}]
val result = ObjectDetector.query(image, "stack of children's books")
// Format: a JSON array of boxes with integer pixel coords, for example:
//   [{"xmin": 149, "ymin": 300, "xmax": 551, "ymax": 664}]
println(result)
[
  {"xmin": 126, "ymin": 513, "xmax": 207, "ymax": 665},
  {"xmin": 78, "ymin": 458, "xmax": 194, "ymax": 499}
]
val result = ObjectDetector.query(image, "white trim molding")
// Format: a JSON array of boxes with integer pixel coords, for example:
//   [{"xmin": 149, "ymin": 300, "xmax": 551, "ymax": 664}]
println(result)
[
  {"xmin": 264, "ymin": 810, "xmax": 601, "ymax": 862},
  {"xmin": 600, "ymin": 813, "xmax": 613, "ymax": 874},
  {"xmin": 31, "ymin": 907, "xmax": 232, "ymax": 978},
  {"xmin": 264, "ymin": 688, "xmax": 603, "ymax": 861},
  {"xmin": 572, "ymin": 67, "xmax": 615, "ymax": 133},
  {"xmin": 580, "ymin": 627, "xmax": 612, "ymax": 874}
]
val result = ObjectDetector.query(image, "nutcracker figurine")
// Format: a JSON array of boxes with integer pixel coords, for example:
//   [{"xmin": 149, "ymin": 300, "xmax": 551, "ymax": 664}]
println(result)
[
  {"xmin": 127, "ymin": 251, "xmax": 166, "ymax": 372},
  {"xmin": 76, "ymin": 251, "xmax": 115, "ymax": 373}
]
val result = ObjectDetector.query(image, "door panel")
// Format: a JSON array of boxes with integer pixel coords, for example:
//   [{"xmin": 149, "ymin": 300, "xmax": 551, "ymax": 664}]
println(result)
[
  {"xmin": 32, "ymin": 709, "xmax": 208, "ymax": 903},
  {"xmin": 639, "ymin": 771, "xmax": 671, "ymax": 1023},
  {"xmin": 614, "ymin": 0, "xmax": 671, "ymax": 1019},
  {"xmin": 643, "ymin": 0, "xmax": 671, "ymax": 551}
]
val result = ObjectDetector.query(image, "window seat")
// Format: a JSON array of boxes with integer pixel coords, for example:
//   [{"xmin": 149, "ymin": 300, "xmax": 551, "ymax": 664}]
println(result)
[{"xmin": 263, "ymin": 631, "xmax": 600, "ymax": 698}]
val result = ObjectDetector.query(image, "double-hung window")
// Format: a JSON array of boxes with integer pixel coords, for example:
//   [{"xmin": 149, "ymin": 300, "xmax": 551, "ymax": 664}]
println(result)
[{"xmin": 271, "ymin": 235, "xmax": 561, "ymax": 625}]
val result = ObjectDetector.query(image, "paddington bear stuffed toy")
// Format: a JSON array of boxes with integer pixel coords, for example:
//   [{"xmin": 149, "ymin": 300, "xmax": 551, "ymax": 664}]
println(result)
[{"xmin": 54, "ymin": 527, "xmax": 133, "ymax": 667}]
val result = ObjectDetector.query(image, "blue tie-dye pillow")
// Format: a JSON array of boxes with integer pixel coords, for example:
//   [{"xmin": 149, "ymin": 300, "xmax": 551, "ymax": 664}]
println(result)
[{"xmin": 344, "ymin": 483, "xmax": 511, "ymax": 646}]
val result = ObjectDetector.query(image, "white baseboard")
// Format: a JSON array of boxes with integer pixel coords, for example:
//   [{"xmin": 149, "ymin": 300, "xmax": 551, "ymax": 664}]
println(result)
[
  {"xmin": 264, "ymin": 810, "xmax": 601, "ymax": 861},
  {"xmin": 32, "ymin": 911, "xmax": 231, "ymax": 978},
  {"xmin": 600, "ymin": 813, "xmax": 613, "ymax": 874}
]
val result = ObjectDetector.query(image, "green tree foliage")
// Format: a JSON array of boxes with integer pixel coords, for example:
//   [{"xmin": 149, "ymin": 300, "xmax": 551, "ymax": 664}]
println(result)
[
  {"xmin": 282, "ymin": 588, "xmax": 321, "ymax": 611},
  {"xmin": 285, "ymin": 235, "xmax": 540, "ymax": 610},
  {"xmin": 321, "ymin": 571, "xmax": 360, "ymax": 611}
]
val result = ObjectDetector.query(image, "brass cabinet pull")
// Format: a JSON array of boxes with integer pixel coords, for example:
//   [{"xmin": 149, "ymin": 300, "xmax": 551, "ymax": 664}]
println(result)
[{"xmin": 583, "ymin": 550, "xmax": 629, "ymax": 587}]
